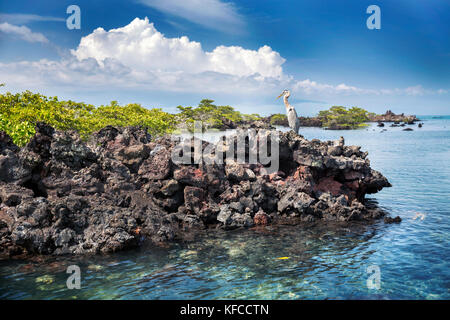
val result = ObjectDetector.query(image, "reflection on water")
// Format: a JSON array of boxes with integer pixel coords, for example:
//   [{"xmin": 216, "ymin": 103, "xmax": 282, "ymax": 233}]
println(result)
[{"xmin": 0, "ymin": 117, "xmax": 449, "ymax": 299}]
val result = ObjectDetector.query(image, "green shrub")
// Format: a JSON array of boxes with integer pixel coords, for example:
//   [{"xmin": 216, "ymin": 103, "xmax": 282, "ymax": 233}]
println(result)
[
  {"xmin": 0, "ymin": 91, "xmax": 176, "ymax": 146},
  {"xmin": 176, "ymin": 99, "xmax": 260, "ymax": 131},
  {"xmin": 242, "ymin": 113, "xmax": 262, "ymax": 122},
  {"xmin": 318, "ymin": 106, "xmax": 370, "ymax": 129},
  {"xmin": 0, "ymin": 90, "xmax": 263, "ymax": 146},
  {"xmin": 269, "ymin": 113, "xmax": 287, "ymax": 125}
]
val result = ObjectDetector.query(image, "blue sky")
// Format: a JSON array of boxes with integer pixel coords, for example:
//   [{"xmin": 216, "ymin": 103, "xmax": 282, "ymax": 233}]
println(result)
[{"xmin": 0, "ymin": 0, "xmax": 449, "ymax": 115}]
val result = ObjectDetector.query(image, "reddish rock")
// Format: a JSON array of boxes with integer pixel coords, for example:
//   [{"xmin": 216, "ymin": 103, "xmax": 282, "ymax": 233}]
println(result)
[
  {"xmin": 314, "ymin": 177, "xmax": 343, "ymax": 196},
  {"xmin": 174, "ymin": 166, "xmax": 204, "ymax": 186},
  {"xmin": 292, "ymin": 166, "xmax": 312, "ymax": 180},
  {"xmin": 138, "ymin": 147, "xmax": 171, "ymax": 180},
  {"xmin": 345, "ymin": 180, "xmax": 360, "ymax": 191},
  {"xmin": 254, "ymin": 210, "xmax": 271, "ymax": 226}
]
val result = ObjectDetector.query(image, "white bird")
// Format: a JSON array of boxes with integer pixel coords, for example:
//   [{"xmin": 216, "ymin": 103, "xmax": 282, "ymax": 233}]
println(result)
[{"xmin": 277, "ymin": 89, "xmax": 300, "ymax": 133}]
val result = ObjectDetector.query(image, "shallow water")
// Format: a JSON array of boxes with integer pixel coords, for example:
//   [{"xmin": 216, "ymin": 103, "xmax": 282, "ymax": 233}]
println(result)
[{"xmin": 1, "ymin": 116, "xmax": 449, "ymax": 300}]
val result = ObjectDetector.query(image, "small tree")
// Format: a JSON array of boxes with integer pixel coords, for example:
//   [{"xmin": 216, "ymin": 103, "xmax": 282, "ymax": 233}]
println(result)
[{"xmin": 318, "ymin": 106, "xmax": 369, "ymax": 129}]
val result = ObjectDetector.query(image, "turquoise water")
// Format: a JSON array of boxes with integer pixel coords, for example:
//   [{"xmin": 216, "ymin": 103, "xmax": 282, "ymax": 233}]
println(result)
[{"xmin": 0, "ymin": 116, "xmax": 449, "ymax": 299}]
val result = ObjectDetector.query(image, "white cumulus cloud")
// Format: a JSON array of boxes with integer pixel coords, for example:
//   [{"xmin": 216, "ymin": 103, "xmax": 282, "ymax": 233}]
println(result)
[
  {"xmin": 0, "ymin": 22, "xmax": 49, "ymax": 43},
  {"xmin": 71, "ymin": 17, "xmax": 284, "ymax": 79}
]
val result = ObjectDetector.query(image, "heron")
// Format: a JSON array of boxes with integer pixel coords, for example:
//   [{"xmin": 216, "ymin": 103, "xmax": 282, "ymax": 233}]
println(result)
[{"xmin": 277, "ymin": 89, "xmax": 300, "ymax": 133}]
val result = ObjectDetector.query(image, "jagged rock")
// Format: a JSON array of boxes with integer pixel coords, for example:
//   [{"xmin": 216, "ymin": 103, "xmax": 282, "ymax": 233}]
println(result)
[
  {"xmin": 327, "ymin": 145, "xmax": 343, "ymax": 156},
  {"xmin": 138, "ymin": 146, "xmax": 171, "ymax": 179},
  {"xmin": 184, "ymin": 186, "xmax": 205, "ymax": 215},
  {"xmin": 217, "ymin": 205, "xmax": 254, "ymax": 229},
  {"xmin": 0, "ymin": 123, "xmax": 393, "ymax": 259},
  {"xmin": 278, "ymin": 190, "xmax": 315, "ymax": 215},
  {"xmin": 369, "ymin": 110, "xmax": 418, "ymax": 123},
  {"xmin": 225, "ymin": 159, "xmax": 252, "ymax": 181},
  {"xmin": 160, "ymin": 179, "xmax": 179, "ymax": 196},
  {"xmin": 173, "ymin": 166, "xmax": 204, "ymax": 187},
  {"xmin": 0, "ymin": 131, "xmax": 19, "ymax": 154},
  {"xmin": 254, "ymin": 209, "xmax": 271, "ymax": 225},
  {"xmin": 0, "ymin": 150, "xmax": 31, "ymax": 183},
  {"xmin": 0, "ymin": 184, "xmax": 34, "ymax": 206}
]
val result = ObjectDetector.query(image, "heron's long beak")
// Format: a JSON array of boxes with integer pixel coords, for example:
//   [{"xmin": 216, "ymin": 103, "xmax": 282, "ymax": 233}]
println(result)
[{"xmin": 276, "ymin": 92, "xmax": 284, "ymax": 99}]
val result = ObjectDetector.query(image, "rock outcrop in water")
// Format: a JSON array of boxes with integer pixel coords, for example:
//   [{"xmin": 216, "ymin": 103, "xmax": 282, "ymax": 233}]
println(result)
[
  {"xmin": 369, "ymin": 110, "xmax": 418, "ymax": 124},
  {"xmin": 0, "ymin": 123, "xmax": 391, "ymax": 259}
]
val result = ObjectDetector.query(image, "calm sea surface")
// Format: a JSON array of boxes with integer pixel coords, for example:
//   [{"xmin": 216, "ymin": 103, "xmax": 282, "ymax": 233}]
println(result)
[{"xmin": 0, "ymin": 116, "xmax": 449, "ymax": 299}]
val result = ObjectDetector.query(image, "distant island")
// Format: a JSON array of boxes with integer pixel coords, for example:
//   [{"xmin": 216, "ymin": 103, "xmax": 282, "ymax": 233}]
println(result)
[{"xmin": 269, "ymin": 109, "xmax": 419, "ymax": 130}]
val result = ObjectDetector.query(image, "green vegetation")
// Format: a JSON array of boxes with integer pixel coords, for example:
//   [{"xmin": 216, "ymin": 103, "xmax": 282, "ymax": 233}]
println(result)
[
  {"xmin": 242, "ymin": 113, "xmax": 262, "ymax": 122},
  {"xmin": 176, "ymin": 99, "xmax": 260, "ymax": 131},
  {"xmin": 0, "ymin": 91, "xmax": 176, "ymax": 146},
  {"xmin": 0, "ymin": 87, "xmax": 377, "ymax": 147},
  {"xmin": 269, "ymin": 113, "xmax": 287, "ymax": 126},
  {"xmin": 0, "ymin": 90, "xmax": 260, "ymax": 146},
  {"xmin": 317, "ymin": 106, "xmax": 370, "ymax": 129}
]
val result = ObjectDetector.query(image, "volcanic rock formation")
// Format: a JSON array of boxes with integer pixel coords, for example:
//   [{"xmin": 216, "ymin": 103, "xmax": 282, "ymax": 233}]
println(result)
[{"xmin": 0, "ymin": 123, "xmax": 391, "ymax": 259}]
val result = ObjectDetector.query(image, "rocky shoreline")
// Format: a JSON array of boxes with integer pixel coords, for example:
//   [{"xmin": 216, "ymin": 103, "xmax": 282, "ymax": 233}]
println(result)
[{"xmin": 0, "ymin": 123, "xmax": 393, "ymax": 260}]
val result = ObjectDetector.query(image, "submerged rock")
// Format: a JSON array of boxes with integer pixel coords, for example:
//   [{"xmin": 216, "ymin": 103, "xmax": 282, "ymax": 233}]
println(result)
[{"xmin": 0, "ymin": 123, "xmax": 392, "ymax": 259}]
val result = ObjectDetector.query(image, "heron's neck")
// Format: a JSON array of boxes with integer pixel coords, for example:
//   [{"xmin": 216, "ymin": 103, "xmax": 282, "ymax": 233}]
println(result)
[{"xmin": 283, "ymin": 94, "xmax": 291, "ymax": 108}]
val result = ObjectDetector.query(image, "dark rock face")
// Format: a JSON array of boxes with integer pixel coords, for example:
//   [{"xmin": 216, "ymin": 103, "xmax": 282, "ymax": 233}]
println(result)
[
  {"xmin": 298, "ymin": 117, "xmax": 323, "ymax": 127},
  {"xmin": 384, "ymin": 216, "xmax": 402, "ymax": 224},
  {"xmin": 264, "ymin": 116, "xmax": 323, "ymax": 128},
  {"xmin": 0, "ymin": 123, "xmax": 392, "ymax": 259}
]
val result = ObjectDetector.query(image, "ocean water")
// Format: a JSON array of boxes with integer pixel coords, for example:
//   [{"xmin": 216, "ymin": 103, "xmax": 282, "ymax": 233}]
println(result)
[{"xmin": 0, "ymin": 116, "xmax": 449, "ymax": 300}]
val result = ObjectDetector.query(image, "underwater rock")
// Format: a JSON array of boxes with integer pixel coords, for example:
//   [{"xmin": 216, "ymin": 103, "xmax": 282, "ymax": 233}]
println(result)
[{"xmin": 0, "ymin": 123, "xmax": 392, "ymax": 259}]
